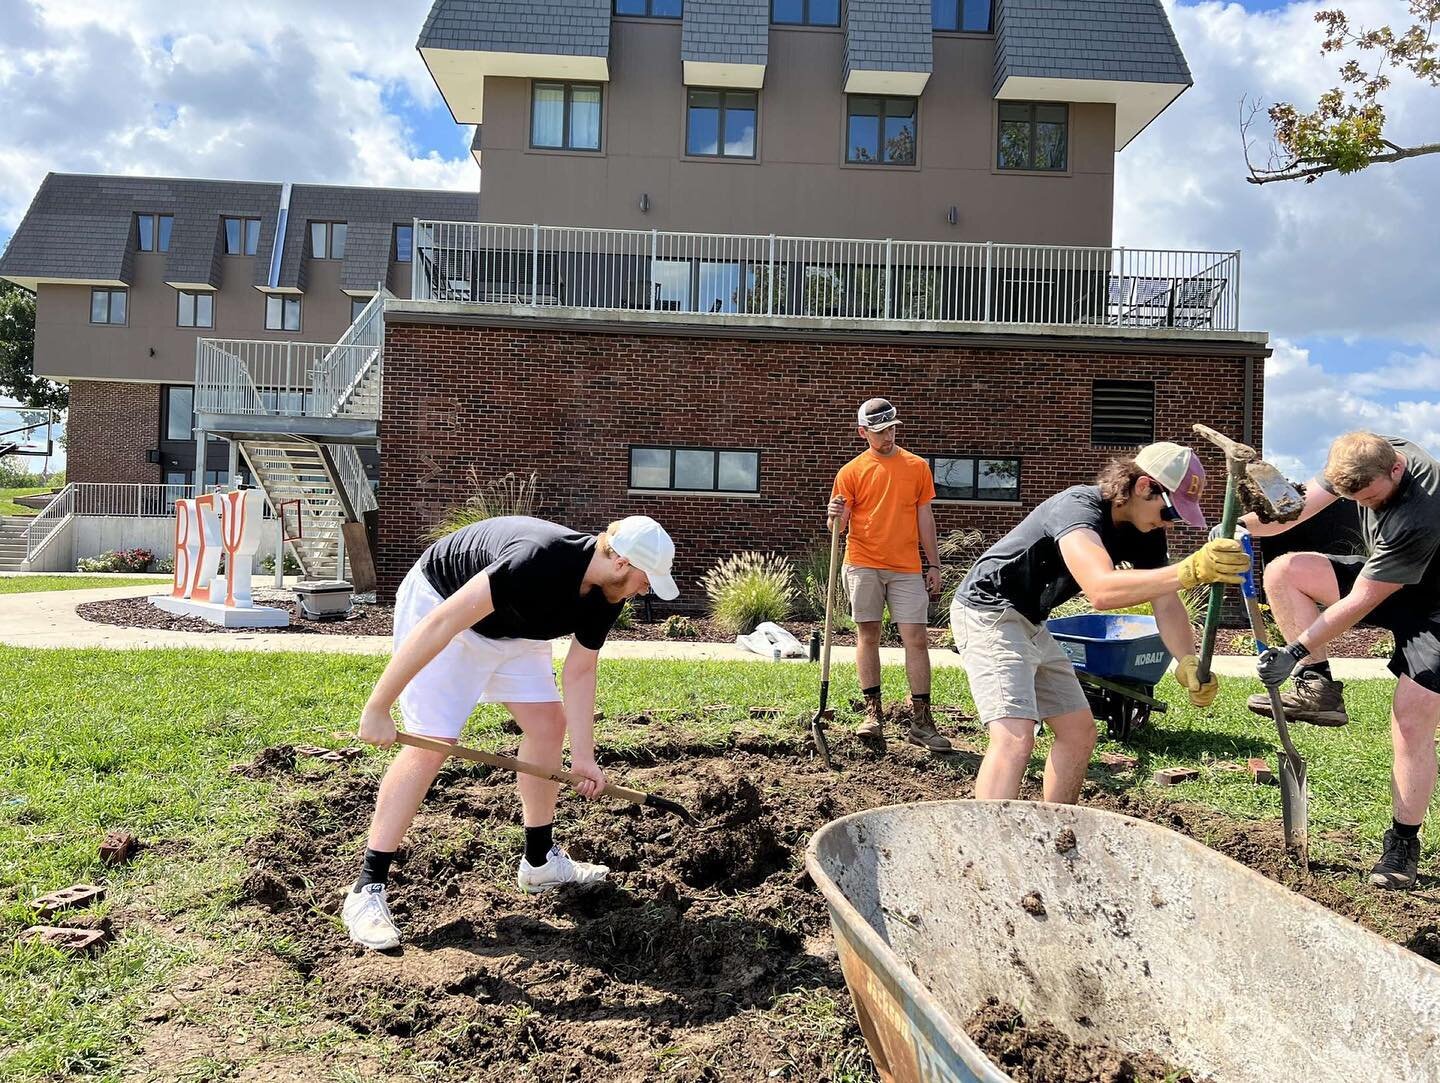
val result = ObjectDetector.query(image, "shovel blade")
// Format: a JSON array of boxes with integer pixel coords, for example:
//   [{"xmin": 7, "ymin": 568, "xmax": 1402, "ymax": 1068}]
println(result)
[
  {"xmin": 1278, "ymin": 751, "xmax": 1309, "ymax": 868},
  {"xmin": 811, "ymin": 717, "xmax": 836, "ymax": 771},
  {"xmin": 1245, "ymin": 461, "xmax": 1306, "ymax": 522}
]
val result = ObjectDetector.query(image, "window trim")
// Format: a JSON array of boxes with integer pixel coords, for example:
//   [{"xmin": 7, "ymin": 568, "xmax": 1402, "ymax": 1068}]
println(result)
[
  {"xmin": 931, "ymin": 0, "xmax": 993, "ymax": 33},
  {"xmin": 529, "ymin": 81, "xmax": 604, "ymax": 153},
  {"xmin": 176, "ymin": 289, "xmax": 215, "ymax": 329},
  {"xmin": 223, "ymin": 216, "xmax": 262, "ymax": 256},
  {"xmin": 136, "ymin": 213, "xmax": 174, "ymax": 253},
  {"xmin": 995, "ymin": 101, "xmax": 1070, "ymax": 173},
  {"xmin": 844, "ymin": 95, "xmax": 919, "ymax": 167},
  {"xmin": 163, "ymin": 385, "xmax": 196, "ymax": 443},
  {"xmin": 770, "ymin": 0, "xmax": 840, "ymax": 26},
  {"xmin": 628, "ymin": 444, "xmax": 762, "ymax": 494},
  {"xmin": 309, "ymin": 221, "xmax": 347, "ymax": 261},
  {"xmin": 89, "ymin": 288, "xmax": 128, "ymax": 326},
  {"xmin": 925, "ymin": 454, "xmax": 1022, "ymax": 503},
  {"xmin": 612, "ymin": 0, "xmax": 682, "ymax": 16},
  {"xmin": 351, "ymin": 295, "xmax": 373, "ymax": 322},
  {"xmin": 684, "ymin": 88, "xmax": 760, "ymax": 161},
  {"xmin": 264, "ymin": 293, "xmax": 303, "ymax": 333}
]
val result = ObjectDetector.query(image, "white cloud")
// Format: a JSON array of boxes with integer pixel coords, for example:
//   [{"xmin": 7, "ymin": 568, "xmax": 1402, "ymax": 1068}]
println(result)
[
  {"xmin": 0, "ymin": 0, "xmax": 476, "ymax": 234},
  {"xmin": 1116, "ymin": 0, "xmax": 1440, "ymax": 348}
]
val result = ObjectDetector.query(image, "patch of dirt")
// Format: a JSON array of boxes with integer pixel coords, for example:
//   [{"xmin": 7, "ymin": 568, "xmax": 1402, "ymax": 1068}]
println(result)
[
  {"xmin": 1216, "ymin": 624, "xmax": 1391, "ymax": 660},
  {"xmin": 610, "ymin": 615, "xmax": 950, "ymax": 649},
  {"xmin": 965, "ymin": 998, "xmax": 1195, "ymax": 1083},
  {"xmin": 75, "ymin": 590, "xmax": 393, "ymax": 636}
]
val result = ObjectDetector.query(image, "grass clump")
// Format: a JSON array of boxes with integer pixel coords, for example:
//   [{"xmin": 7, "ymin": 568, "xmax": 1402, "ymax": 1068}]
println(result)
[
  {"xmin": 702, "ymin": 552, "xmax": 795, "ymax": 635},
  {"xmin": 426, "ymin": 469, "xmax": 539, "ymax": 540}
]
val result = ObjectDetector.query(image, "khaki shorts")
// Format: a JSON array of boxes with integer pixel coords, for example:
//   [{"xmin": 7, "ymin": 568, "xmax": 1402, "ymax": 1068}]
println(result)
[
  {"xmin": 950, "ymin": 601, "xmax": 1091, "ymax": 724},
  {"xmin": 844, "ymin": 565, "xmax": 930, "ymax": 624}
]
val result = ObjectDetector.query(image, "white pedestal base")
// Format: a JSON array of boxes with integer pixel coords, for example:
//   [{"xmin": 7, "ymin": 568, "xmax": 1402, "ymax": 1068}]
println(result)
[{"xmin": 151, "ymin": 595, "xmax": 291, "ymax": 628}]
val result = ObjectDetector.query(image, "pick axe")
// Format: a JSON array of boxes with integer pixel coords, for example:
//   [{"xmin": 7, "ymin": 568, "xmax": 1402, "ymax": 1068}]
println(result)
[{"xmin": 1191, "ymin": 424, "xmax": 1308, "ymax": 864}]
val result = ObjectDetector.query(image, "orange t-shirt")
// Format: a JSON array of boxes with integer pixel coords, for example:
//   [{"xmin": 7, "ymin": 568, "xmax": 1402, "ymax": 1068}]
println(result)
[{"xmin": 831, "ymin": 447, "xmax": 936, "ymax": 573}]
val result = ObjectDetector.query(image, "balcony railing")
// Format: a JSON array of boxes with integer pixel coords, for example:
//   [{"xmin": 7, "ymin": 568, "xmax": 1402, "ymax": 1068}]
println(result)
[{"xmin": 412, "ymin": 222, "xmax": 1243, "ymax": 332}]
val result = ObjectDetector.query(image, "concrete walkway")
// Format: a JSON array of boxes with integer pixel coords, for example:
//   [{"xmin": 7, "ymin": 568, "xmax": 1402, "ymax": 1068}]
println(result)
[{"xmin": 0, "ymin": 578, "xmax": 1399, "ymax": 679}]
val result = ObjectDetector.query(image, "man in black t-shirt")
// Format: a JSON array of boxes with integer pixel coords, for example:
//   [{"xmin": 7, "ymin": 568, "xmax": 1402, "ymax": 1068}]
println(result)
[
  {"xmin": 950, "ymin": 442, "xmax": 1249, "ymax": 804},
  {"xmin": 1242, "ymin": 432, "xmax": 1440, "ymax": 889},
  {"xmin": 342, "ymin": 514, "xmax": 679, "ymax": 951}
]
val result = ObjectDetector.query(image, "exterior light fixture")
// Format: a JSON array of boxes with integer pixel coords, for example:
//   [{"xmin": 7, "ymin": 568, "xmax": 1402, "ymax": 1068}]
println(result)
[
  {"xmin": 639, "ymin": 193, "xmax": 651, "ymax": 214},
  {"xmin": 947, "ymin": 205, "xmax": 958, "ymax": 226}
]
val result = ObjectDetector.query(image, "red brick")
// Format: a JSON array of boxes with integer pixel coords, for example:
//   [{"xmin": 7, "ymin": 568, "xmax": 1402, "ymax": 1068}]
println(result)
[{"xmin": 1153, "ymin": 767, "xmax": 1201, "ymax": 786}]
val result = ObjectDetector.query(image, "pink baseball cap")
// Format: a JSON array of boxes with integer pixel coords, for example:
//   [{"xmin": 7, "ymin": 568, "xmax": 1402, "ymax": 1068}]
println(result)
[{"xmin": 1134, "ymin": 442, "xmax": 1207, "ymax": 528}]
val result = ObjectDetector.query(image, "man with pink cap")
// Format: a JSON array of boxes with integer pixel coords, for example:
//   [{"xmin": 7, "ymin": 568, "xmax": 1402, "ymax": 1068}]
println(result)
[{"xmin": 950, "ymin": 443, "xmax": 1249, "ymax": 804}]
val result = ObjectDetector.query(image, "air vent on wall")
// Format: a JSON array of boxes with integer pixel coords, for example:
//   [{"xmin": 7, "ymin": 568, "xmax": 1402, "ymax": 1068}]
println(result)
[{"xmin": 1091, "ymin": 379, "xmax": 1155, "ymax": 447}]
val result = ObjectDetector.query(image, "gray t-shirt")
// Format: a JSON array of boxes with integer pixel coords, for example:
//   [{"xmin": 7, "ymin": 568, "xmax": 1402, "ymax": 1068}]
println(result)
[
  {"xmin": 956, "ymin": 485, "xmax": 1168, "ymax": 625},
  {"xmin": 1320, "ymin": 438, "xmax": 1440, "ymax": 591}
]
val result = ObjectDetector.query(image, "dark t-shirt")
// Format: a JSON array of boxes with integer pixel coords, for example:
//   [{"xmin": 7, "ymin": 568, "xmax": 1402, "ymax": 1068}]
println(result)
[
  {"xmin": 956, "ymin": 485, "xmax": 1169, "ymax": 625},
  {"xmin": 419, "ymin": 516, "xmax": 623, "ymax": 649},
  {"xmin": 1319, "ymin": 438, "xmax": 1440, "ymax": 597}
]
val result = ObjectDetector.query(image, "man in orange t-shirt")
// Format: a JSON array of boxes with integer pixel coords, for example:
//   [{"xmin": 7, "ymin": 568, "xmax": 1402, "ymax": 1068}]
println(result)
[{"xmin": 827, "ymin": 398, "xmax": 952, "ymax": 752}]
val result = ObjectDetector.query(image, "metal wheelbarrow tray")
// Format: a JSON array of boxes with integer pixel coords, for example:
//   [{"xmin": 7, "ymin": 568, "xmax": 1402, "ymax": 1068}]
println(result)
[
  {"xmin": 806, "ymin": 800, "xmax": 1440, "ymax": 1082},
  {"xmin": 1046, "ymin": 614, "xmax": 1172, "ymax": 741}
]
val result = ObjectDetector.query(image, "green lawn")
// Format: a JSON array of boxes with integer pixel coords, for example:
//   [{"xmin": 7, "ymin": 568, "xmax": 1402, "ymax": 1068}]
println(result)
[
  {"xmin": 0, "ymin": 575, "xmax": 165, "ymax": 595},
  {"xmin": 0, "ymin": 645, "xmax": 1429, "ymax": 1081},
  {"xmin": 0, "ymin": 487, "xmax": 50, "ymax": 517}
]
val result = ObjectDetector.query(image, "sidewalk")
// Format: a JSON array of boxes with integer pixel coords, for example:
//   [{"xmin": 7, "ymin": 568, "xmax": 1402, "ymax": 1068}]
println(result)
[{"xmin": 0, "ymin": 580, "xmax": 1399, "ymax": 679}]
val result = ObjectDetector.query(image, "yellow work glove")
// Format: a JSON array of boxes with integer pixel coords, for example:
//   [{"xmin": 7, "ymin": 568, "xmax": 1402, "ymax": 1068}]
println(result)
[
  {"xmin": 1176, "ymin": 538, "xmax": 1250, "ymax": 591},
  {"xmin": 1175, "ymin": 654, "xmax": 1219, "ymax": 708}
]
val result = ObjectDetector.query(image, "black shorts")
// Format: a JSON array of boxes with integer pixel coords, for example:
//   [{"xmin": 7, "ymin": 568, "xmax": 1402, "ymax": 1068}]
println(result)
[{"xmin": 1329, "ymin": 556, "xmax": 1440, "ymax": 692}]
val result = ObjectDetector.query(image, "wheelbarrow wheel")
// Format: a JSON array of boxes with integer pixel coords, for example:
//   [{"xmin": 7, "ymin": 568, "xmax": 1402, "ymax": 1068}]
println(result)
[{"xmin": 1110, "ymin": 694, "xmax": 1152, "ymax": 743}]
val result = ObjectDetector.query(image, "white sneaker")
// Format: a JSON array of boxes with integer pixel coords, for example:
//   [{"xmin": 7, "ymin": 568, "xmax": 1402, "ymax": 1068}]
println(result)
[
  {"xmin": 516, "ymin": 845, "xmax": 610, "ymax": 894},
  {"xmin": 342, "ymin": 882, "xmax": 401, "ymax": 950}
]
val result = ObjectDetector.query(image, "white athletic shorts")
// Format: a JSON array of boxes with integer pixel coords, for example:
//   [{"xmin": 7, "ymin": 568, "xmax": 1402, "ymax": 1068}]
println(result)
[{"xmin": 393, "ymin": 564, "xmax": 560, "ymax": 739}]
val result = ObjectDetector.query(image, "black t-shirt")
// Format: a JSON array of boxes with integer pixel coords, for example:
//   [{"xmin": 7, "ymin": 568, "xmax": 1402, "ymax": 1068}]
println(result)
[
  {"xmin": 956, "ymin": 485, "xmax": 1169, "ymax": 625},
  {"xmin": 419, "ymin": 516, "xmax": 623, "ymax": 649}
]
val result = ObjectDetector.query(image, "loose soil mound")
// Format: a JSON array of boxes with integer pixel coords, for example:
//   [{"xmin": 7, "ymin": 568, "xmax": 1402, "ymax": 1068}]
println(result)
[{"xmin": 230, "ymin": 732, "xmax": 1440, "ymax": 1081}]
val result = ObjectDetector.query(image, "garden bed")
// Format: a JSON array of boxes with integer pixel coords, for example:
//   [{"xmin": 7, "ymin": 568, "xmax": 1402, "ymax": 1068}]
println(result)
[{"xmin": 74, "ymin": 590, "xmax": 396, "ymax": 637}]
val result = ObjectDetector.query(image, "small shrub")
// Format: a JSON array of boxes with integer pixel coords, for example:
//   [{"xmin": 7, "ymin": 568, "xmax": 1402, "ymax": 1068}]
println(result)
[
  {"xmin": 702, "ymin": 552, "xmax": 796, "ymax": 635},
  {"xmin": 662, "ymin": 614, "xmax": 699, "ymax": 639},
  {"xmin": 427, "ymin": 469, "xmax": 540, "ymax": 540},
  {"xmin": 1231, "ymin": 632, "xmax": 1258, "ymax": 656},
  {"xmin": 76, "ymin": 547, "xmax": 154, "ymax": 573},
  {"xmin": 261, "ymin": 551, "xmax": 304, "ymax": 575},
  {"xmin": 614, "ymin": 600, "xmax": 634, "ymax": 630},
  {"xmin": 937, "ymin": 528, "xmax": 985, "ymax": 614},
  {"xmin": 1370, "ymin": 633, "xmax": 1396, "ymax": 658},
  {"xmin": 153, "ymin": 557, "xmax": 175, "ymax": 575}
]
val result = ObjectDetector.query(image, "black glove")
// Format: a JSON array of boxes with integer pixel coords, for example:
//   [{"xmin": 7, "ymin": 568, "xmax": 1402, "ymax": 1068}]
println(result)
[{"xmin": 1257, "ymin": 641, "xmax": 1307, "ymax": 688}]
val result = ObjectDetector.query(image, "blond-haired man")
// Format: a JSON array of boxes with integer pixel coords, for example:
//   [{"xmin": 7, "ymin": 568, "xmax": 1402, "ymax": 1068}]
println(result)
[
  {"xmin": 345, "ymin": 514, "xmax": 678, "ymax": 949},
  {"xmin": 1242, "ymin": 432, "xmax": 1440, "ymax": 889}
]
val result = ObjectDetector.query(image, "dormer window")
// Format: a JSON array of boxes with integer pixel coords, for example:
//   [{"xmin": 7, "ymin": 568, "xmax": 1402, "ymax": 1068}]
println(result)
[
  {"xmin": 137, "ymin": 214, "xmax": 174, "ymax": 252},
  {"xmin": 310, "ymin": 222, "xmax": 347, "ymax": 260}
]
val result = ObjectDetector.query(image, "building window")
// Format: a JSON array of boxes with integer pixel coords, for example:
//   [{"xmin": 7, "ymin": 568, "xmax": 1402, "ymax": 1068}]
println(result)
[
  {"xmin": 928, "ymin": 456, "xmax": 1021, "ymax": 501},
  {"xmin": 1092, "ymin": 380, "xmax": 1155, "ymax": 446},
  {"xmin": 614, "ymin": 0, "xmax": 681, "ymax": 14},
  {"xmin": 932, "ymin": 0, "xmax": 991, "ymax": 31},
  {"xmin": 630, "ymin": 446, "xmax": 761, "ymax": 493},
  {"xmin": 309, "ymin": 221, "xmax": 347, "ymax": 260},
  {"xmin": 394, "ymin": 223, "xmax": 413, "ymax": 262},
  {"xmin": 137, "ymin": 214, "xmax": 174, "ymax": 252},
  {"xmin": 224, "ymin": 217, "xmax": 261, "ymax": 256},
  {"xmin": 686, "ymin": 89, "xmax": 757, "ymax": 158},
  {"xmin": 265, "ymin": 294, "xmax": 302, "ymax": 332},
  {"xmin": 351, "ymin": 296, "xmax": 371, "ymax": 322},
  {"xmin": 165, "ymin": 386, "xmax": 195, "ymax": 441},
  {"xmin": 771, "ymin": 0, "xmax": 839, "ymax": 25},
  {"xmin": 998, "ymin": 102, "xmax": 1068, "ymax": 171},
  {"xmin": 531, "ymin": 82, "xmax": 602, "ymax": 151},
  {"xmin": 90, "ymin": 289, "xmax": 127, "ymax": 325},
  {"xmin": 847, "ymin": 97, "xmax": 917, "ymax": 165},
  {"xmin": 176, "ymin": 290, "xmax": 214, "ymax": 328}
]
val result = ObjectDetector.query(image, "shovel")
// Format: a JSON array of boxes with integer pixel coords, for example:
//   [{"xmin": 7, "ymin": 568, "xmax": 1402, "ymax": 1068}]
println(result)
[
  {"xmin": 808, "ymin": 517, "xmax": 841, "ymax": 770},
  {"xmin": 394, "ymin": 732, "xmax": 696, "ymax": 825},
  {"xmin": 1239, "ymin": 533, "xmax": 1309, "ymax": 867}
]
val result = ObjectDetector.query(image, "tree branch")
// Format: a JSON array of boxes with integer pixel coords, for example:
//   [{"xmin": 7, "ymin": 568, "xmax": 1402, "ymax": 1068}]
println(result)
[{"xmin": 1246, "ymin": 139, "xmax": 1440, "ymax": 183}]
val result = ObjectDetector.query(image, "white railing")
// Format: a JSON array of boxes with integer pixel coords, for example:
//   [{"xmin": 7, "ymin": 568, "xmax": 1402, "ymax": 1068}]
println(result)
[
  {"xmin": 316, "ymin": 290, "xmax": 386, "ymax": 418},
  {"xmin": 71, "ymin": 482, "xmax": 199, "ymax": 518},
  {"xmin": 330, "ymin": 444, "xmax": 379, "ymax": 516},
  {"xmin": 412, "ymin": 221, "xmax": 1243, "ymax": 332},
  {"xmin": 23, "ymin": 483, "xmax": 73, "ymax": 561}
]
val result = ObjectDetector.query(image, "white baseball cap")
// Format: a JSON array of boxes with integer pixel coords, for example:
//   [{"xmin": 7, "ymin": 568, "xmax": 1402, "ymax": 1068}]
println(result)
[
  {"xmin": 608, "ymin": 515, "xmax": 679, "ymax": 600},
  {"xmin": 1133, "ymin": 441, "xmax": 1208, "ymax": 529},
  {"xmin": 857, "ymin": 397, "xmax": 902, "ymax": 431}
]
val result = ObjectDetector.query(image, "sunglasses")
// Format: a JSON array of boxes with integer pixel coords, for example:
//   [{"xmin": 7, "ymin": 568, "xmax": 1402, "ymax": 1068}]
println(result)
[{"xmin": 1157, "ymin": 489, "xmax": 1183, "ymax": 523}]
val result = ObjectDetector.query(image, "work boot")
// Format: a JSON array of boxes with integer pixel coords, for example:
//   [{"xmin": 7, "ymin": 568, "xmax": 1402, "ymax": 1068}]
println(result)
[
  {"xmin": 904, "ymin": 701, "xmax": 953, "ymax": 753},
  {"xmin": 517, "ymin": 846, "xmax": 610, "ymax": 894},
  {"xmin": 1246, "ymin": 674, "xmax": 1349, "ymax": 727},
  {"xmin": 856, "ymin": 693, "xmax": 886, "ymax": 748},
  {"xmin": 1370, "ymin": 829, "xmax": 1421, "ymax": 890}
]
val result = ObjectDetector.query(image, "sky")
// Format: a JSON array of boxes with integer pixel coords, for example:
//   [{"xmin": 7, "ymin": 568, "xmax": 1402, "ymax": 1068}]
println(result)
[{"xmin": 0, "ymin": 0, "xmax": 1436, "ymax": 481}]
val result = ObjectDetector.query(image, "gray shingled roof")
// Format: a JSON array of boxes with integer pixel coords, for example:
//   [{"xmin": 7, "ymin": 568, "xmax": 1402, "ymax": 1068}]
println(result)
[
  {"xmin": 993, "ymin": 0, "xmax": 1192, "ymax": 93},
  {"xmin": 417, "ymin": 0, "xmax": 611, "ymax": 57},
  {"xmin": 682, "ymin": 0, "xmax": 768, "ymax": 70},
  {"xmin": 279, "ymin": 184, "xmax": 479, "ymax": 293},
  {"xmin": 0, "ymin": 174, "xmax": 478, "ymax": 296},
  {"xmin": 844, "ymin": 1, "xmax": 934, "ymax": 82},
  {"xmin": 0, "ymin": 174, "xmax": 279, "ymax": 288}
]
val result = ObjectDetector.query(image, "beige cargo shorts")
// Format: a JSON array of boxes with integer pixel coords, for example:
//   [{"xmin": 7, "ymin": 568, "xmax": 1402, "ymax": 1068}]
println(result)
[
  {"xmin": 950, "ymin": 601, "xmax": 1091, "ymax": 724},
  {"xmin": 844, "ymin": 565, "xmax": 931, "ymax": 624}
]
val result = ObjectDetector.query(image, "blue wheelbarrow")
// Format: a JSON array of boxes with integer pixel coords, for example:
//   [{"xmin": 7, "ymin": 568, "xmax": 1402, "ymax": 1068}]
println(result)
[{"xmin": 1044, "ymin": 614, "xmax": 1172, "ymax": 742}]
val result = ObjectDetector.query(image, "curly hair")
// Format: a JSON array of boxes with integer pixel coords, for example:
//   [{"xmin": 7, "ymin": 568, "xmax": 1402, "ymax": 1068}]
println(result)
[{"xmin": 1097, "ymin": 457, "xmax": 1148, "ymax": 506}]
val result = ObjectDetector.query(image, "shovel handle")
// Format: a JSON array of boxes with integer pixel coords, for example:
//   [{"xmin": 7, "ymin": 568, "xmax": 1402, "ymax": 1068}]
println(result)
[
  {"xmin": 1196, "ymin": 456, "xmax": 1245, "ymax": 685},
  {"xmin": 820, "ymin": 516, "xmax": 843, "ymax": 688},
  {"xmin": 395, "ymin": 732, "xmax": 652, "ymax": 805}
]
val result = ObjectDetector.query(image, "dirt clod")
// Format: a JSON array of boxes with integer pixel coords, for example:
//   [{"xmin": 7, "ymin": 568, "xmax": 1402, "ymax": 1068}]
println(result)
[
  {"xmin": 1020, "ymin": 891, "xmax": 1047, "ymax": 917},
  {"xmin": 1054, "ymin": 828, "xmax": 1077, "ymax": 854}
]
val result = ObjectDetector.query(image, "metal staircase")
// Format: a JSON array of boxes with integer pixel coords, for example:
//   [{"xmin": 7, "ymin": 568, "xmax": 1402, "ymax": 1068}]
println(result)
[
  {"xmin": 194, "ymin": 290, "xmax": 385, "ymax": 579},
  {"xmin": 0, "ymin": 517, "xmax": 30, "ymax": 571}
]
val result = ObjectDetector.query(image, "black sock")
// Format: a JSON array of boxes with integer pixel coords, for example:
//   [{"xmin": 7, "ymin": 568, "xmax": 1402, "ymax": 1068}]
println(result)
[
  {"xmin": 353, "ymin": 848, "xmax": 395, "ymax": 891},
  {"xmin": 861, "ymin": 685, "xmax": 882, "ymax": 700},
  {"xmin": 910, "ymin": 692, "xmax": 930, "ymax": 705},
  {"xmin": 1393, "ymin": 819, "xmax": 1422, "ymax": 840},
  {"xmin": 1298, "ymin": 660, "xmax": 1333, "ymax": 682},
  {"xmin": 525, "ymin": 823, "xmax": 554, "ymax": 868}
]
